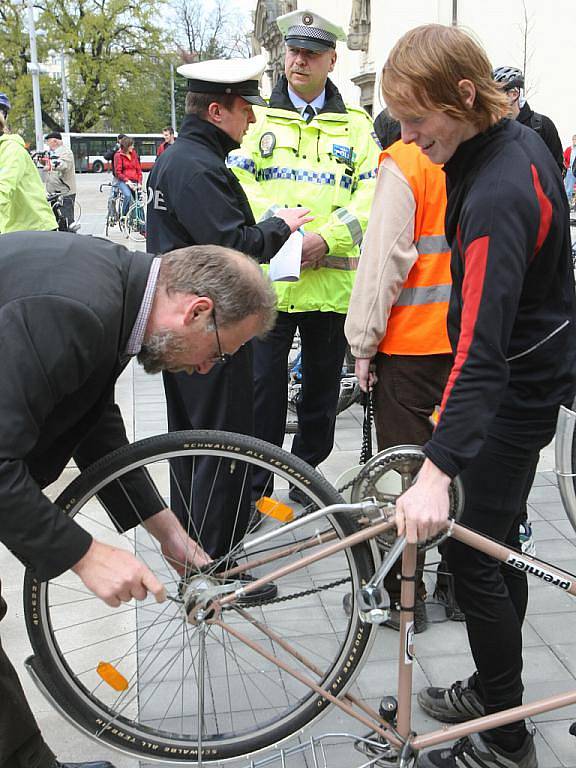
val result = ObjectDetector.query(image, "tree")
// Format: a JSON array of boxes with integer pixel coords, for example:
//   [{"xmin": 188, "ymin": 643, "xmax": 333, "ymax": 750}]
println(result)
[
  {"xmin": 0, "ymin": 0, "xmax": 174, "ymax": 136},
  {"xmin": 173, "ymin": 0, "xmax": 252, "ymax": 61}
]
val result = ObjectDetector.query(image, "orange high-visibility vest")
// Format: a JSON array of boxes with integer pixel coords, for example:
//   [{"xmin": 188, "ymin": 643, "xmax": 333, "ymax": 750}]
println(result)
[{"xmin": 378, "ymin": 141, "xmax": 452, "ymax": 356}]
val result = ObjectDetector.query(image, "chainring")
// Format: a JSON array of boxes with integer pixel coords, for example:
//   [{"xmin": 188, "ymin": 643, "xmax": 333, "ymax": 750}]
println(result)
[{"xmin": 350, "ymin": 445, "xmax": 464, "ymax": 551}]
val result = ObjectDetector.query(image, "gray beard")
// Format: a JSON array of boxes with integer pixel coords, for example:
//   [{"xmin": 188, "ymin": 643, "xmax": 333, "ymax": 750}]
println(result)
[{"xmin": 137, "ymin": 330, "xmax": 191, "ymax": 374}]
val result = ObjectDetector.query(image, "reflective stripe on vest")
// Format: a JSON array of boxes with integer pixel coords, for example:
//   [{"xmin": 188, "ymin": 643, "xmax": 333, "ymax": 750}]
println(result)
[
  {"xmin": 396, "ymin": 283, "xmax": 452, "ymax": 307},
  {"xmin": 377, "ymin": 141, "xmax": 452, "ymax": 356}
]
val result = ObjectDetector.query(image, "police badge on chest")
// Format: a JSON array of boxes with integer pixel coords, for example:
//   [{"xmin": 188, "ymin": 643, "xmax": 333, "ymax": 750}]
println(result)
[{"xmin": 259, "ymin": 132, "xmax": 276, "ymax": 158}]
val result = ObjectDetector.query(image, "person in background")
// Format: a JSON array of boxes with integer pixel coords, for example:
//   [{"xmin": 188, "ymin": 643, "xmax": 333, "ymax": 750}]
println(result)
[
  {"xmin": 157, "ymin": 126, "xmax": 175, "ymax": 156},
  {"xmin": 44, "ymin": 130, "xmax": 77, "ymax": 229},
  {"xmin": 346, "ymin": 113, "xmax": 453, "ymax": 634},
  {"xmin": 0, "ymin": 94, "xmax": 57, "ymax": 234},
  {"xmin": 384, "ymin": 25, "xmax": 576, "ymax": 768},
  {"xmin": 229, "ymin": 10, "xmax": 380, "ymax": 505},
  {"xmin": 563, "ymin": 134, "xmax": 576, "ymax": 202},
  {"xmin": 113, "ymin": 135, "xmax": 142, "ymax": 215},
  {"xmin": 493, "ymin": 66, "xmax": 564, "ymax": 174}
]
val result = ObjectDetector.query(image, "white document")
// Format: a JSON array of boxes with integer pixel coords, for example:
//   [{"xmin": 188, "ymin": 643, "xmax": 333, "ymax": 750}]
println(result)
[{"xmin": 269, "ymin": 230, "xmax": 303, "ymax": 282}]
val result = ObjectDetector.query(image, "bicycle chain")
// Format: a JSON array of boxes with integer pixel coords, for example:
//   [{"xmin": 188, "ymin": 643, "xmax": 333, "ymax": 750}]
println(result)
[{"xmin": 228, "ymin": 482, "xmax": 361, "ymax": 608}]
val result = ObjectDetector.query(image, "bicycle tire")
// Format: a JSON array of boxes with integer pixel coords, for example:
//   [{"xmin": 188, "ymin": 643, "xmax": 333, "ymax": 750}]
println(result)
[{"xmin": 24, "ymin": 430, "xmax": 376, "ymax": 762}]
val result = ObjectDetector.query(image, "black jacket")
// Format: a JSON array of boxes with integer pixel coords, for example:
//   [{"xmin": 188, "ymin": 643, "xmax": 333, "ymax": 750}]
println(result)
[
  {"xmin": 425, "ymin": 119, "xmax": 576, "ymax": 478},
  {"xmin": 517, "ymin": 101, "xmax": 564, "ymax": 174},
  {"xmin": 146, "ymin": 113, "xmax": 289, "ymax": 256},
  {"xmin": 0, "ymin": 231, "xmax": 164, "ymax": 580}
]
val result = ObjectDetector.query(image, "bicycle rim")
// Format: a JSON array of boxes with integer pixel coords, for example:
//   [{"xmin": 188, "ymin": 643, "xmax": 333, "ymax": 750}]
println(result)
[{"xmin": 24, "ymin": 430, "xmax": 376, "ymax": 762}]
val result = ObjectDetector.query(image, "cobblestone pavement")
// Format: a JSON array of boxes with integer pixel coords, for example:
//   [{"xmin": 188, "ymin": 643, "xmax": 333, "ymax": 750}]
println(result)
[{"xmin": 2, "ymin": 175, "xmax": 576, "ymax": 768}]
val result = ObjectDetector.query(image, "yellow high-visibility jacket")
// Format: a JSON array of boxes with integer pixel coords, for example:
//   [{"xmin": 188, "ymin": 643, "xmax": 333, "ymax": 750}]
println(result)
[{"xmin": 229, "ymin": 77, "xmax": 380, "ymax": 314}]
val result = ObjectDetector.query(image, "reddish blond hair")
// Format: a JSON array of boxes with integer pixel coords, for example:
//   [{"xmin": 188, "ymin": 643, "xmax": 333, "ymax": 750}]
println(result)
[{"xmin": 381, "ymin": 24, "xmax": 509, "ymax": 131}]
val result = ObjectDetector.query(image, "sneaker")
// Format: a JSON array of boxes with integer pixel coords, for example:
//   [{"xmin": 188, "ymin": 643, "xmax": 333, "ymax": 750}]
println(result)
[
  {"xmin": 288, "ymin": 485, "xmax": 318, "ymax": 510},
  {"xmin": 418, "ymin": 731, "xmax": 537, "ymax": 768},
  {"xmin": 382, "ymin": 598, "xmax": 428, "ymax": 634},
  {"xmin": 519, "ymin": 521, "xmax": 536, "ymax": 557},
  {"xmin": 49, "ymin": 762, "xmax": 116, "ymax": 768},
  {"xmin": 417, "ymin": 674, "xmax": 485, "ymax": 723}
]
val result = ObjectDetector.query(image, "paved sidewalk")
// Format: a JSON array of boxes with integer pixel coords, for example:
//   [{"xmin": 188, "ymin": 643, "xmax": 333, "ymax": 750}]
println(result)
[{"xmin": 2, "ymin": 180, "xmax": 576, "ymax": 767}]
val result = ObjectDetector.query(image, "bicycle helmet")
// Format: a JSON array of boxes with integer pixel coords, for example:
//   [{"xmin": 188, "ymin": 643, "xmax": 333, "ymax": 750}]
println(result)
[
  {"xmin": 0, "ymin": 92, "xmax": 11, "ymax": 117},
  {"xmin": 493, "ymin": 66, "xmax": 524, "ymax": 91}
]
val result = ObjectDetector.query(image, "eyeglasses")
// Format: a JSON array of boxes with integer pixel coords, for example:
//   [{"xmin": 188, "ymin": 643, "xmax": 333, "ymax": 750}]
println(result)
[{"xmin": 212, "ymin": 312, "xmax": 231, "ymax": 364}]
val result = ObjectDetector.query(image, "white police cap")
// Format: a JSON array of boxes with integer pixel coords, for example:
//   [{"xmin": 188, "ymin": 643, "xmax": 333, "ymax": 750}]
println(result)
[
  {"xmin": 177, "ymin": 55, "xmax": 268, "ymax": 107},
  {"xmin": 277, "ymin": 9, "xmax": 347, "ymax": 52}
]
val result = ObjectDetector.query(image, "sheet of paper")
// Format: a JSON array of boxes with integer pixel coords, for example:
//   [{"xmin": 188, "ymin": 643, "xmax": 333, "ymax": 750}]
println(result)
[{"xmin": 269, "ymin": 230, "xmax": 303, "ymax": 282}]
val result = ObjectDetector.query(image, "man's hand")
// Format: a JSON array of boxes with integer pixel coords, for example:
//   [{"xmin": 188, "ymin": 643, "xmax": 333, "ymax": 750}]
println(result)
[
  {"xmin": 275, "ymin": 207, "xmax": 314, "ymax": 233},
  {"xmin": 301, "ymin": 232, "xmax": 328, "ymax": 269},
  {"xmin": 395, "ymin": 459, "xmax": 452, "ymax": 544},
  {"xmin": 355, "ymin": 357, "xmax": 377, "ymax": 393},
  {"xmin": 71, "ymin": 540, "xmax": 166, "ymax": 607},
  {"xmin": 143, "ymin": 507, "xmax": 212, "ymax": 575}
]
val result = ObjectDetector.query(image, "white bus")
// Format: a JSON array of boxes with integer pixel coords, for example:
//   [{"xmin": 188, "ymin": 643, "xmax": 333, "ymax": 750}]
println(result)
[{"xmin": 62, "ymin": 132, "xmax": 164, "ymax": 173}]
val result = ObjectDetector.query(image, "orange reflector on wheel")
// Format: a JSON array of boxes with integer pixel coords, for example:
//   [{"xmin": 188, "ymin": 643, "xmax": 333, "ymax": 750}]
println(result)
[
  {"xmin": 255, "ymin": 496, "xmax": 294, "ymax": 523},
  {"xmin": 97, "ymin": 661, "xmax": 129, "ymax": 691}
]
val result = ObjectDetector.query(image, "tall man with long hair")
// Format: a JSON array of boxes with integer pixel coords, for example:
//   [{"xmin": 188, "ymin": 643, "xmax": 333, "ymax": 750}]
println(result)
[{"xmin": 382, "ymin": 24, "xmax": 576, "ymax": 768}]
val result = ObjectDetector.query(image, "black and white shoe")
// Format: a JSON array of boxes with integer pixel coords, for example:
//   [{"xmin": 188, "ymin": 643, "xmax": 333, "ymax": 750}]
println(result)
[
  {"xmin": 418, "ymin": 732, "xmax": 537, "ymax": 768},
  {"xmin": 418, "ymin": 674, "xmax": 485, "ymax": 723}
]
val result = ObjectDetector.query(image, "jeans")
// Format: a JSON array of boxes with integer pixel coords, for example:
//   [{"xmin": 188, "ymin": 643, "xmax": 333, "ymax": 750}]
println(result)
[{"xmin": 117, "ymin": 180, "xmax": 134, "ymax": 216}]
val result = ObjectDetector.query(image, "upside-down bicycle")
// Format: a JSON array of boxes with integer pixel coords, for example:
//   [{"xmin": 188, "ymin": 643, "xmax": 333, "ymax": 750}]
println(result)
[{"xmin": 21, "ymin": 404, "xmax": 576, "ymax": 766}]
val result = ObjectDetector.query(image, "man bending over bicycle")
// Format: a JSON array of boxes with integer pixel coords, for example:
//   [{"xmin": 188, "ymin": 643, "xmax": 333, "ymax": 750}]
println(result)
[
  {"xmin": 113, "ymin": 134, "xmax": 142, "ymax": 215},
  {"xmin": 0, "ymin": 232, "xmax": 276, "ymax": 768},
  {"xmin": 382, "ymin": 24, "xmax": 576, "ymax": 768}
]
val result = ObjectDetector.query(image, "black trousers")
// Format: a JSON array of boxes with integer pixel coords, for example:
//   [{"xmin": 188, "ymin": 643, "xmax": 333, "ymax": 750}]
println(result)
[
  {"xmin": 0, "ymin": 582, "xmax": 54, "ymax": 768},
  {"xmin": 373, "ymin": 353, "xmax": 453, "ymax": 602},
  {"xmin": 444, "ymin": 409, "xmax": 558, "ymax": 745},
  {"xmin": 162, "ymin": 343, "xmax": 254, "ymax": 558},
  {"xmin": 252, "ymin": 311, "xmax": 347, "ymax": 491}
]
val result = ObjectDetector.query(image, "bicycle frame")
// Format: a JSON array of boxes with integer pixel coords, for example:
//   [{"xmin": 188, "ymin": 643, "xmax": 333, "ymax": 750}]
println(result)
[{"xmin": 198, "ymin": 500, "xmax": 576, "ymax": 760}]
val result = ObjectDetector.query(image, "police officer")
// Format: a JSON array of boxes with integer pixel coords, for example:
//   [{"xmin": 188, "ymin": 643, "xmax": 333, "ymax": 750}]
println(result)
[
  {"xmin": 229, "ymin": 10, "xmax": 380, "ymax": 502},
  {"xmin": 146, "ymin": 56, "xmax": 310, "ymax": 581}
]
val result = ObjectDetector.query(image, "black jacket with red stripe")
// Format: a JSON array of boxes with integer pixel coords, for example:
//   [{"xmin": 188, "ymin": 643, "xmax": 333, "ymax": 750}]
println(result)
[{"xmin": 425, "ymin": 118, "xmax": 576, "ymax": 478}]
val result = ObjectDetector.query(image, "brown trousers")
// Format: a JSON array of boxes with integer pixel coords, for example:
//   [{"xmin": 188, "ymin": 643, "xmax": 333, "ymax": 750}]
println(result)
[{"xmin": 373, "ymin": 352, "xmax": 453, "ymax": 603}]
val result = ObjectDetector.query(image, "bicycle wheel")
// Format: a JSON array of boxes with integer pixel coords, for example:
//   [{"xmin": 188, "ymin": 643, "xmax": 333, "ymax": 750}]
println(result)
[
  {"xmin": 126, "ymin": 200, "xmax": 146, "ymax": 242},
  {"xmin": 24, "ymin": 430, "xmax": 377, "ymax": 762}
]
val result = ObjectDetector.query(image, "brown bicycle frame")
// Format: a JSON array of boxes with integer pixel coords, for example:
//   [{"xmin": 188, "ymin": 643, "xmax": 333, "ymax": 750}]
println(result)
[{"xmin": 202, "ymin": 516, "xmax": 576, "ymax": 755}]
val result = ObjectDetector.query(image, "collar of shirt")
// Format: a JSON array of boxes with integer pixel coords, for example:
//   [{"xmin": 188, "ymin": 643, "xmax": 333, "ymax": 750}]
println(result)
[
  {"xmin": 287, "ymin": 85, "xmax": 326, "ymax": 117},
  {"xmin": 124, "ymin": 257, "xmax": 162, "ymax": 357}
]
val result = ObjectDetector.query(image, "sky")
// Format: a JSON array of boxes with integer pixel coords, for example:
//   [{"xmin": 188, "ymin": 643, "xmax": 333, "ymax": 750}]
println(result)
[{"xmin": 224, "ymin": 0, "xmax": 575, "ymax": 146}]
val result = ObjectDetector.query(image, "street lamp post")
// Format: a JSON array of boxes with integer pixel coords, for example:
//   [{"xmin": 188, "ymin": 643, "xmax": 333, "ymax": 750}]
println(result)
[
  {"xmin": 26, "ymin": 0, "xmax": 44, "ymax": 152},
  {"xmin": 452, "ymin": 0, "xmax": 458, "ymax": 25},
  {"xmin": 60, "ymin": 52, "xmax": 70, "ymax": 133},
  {"xmin": 170, "ymin": 62, "xmax": 177, "ymax": 131}
]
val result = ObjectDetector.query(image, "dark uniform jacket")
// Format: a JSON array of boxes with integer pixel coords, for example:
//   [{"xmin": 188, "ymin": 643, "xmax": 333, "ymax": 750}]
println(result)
[
  {"xmin": 0, "ymin": 231, "xmax": 163, "ymax": 581},
  {"xmin": 146, "ymin": 113, "xmax": 289, "ymax": 256},
  {"xmin": 517, "ymin": 101, "xmax": 564, "ymax": 174},
  {"xmin": 424, "ymin": 119, "xmax": 576, "ymax": 478}
]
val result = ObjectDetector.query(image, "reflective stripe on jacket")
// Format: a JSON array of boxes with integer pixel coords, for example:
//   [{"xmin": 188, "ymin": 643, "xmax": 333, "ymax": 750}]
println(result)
[
  {"xmin": 378, "ymin": 140, "xmax": 451, "ymax": 355},
  {"xmin": 229, "ymin": 76, "xmax": 380, "ymax": 314}
]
